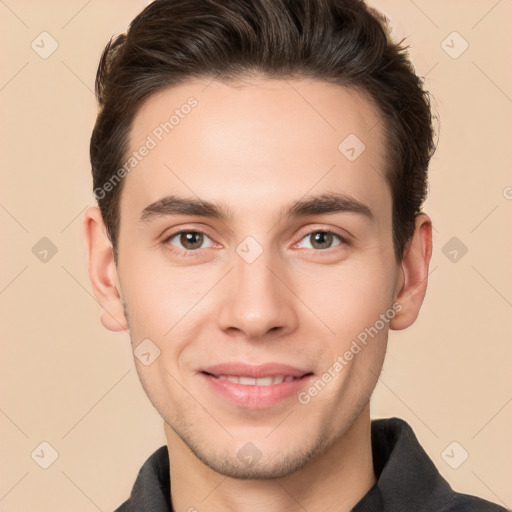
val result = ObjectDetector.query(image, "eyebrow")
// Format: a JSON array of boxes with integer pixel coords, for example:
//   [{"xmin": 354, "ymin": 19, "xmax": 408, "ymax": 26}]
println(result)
[{"xmin": 138, "ymin": 192, "xmax": 374, "ymax": 224}]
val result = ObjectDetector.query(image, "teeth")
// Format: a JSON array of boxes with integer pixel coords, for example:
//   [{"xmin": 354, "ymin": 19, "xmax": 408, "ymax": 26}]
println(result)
[{"xmin": 215, "ymin": 375, "xmax": 297, "ymax": 385}]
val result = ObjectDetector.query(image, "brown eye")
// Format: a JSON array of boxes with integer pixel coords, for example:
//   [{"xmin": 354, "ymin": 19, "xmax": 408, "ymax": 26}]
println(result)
[
  {"xmin": 298, "ymin": 230, "xmax": 344, "ymax": 250},
  {"xmin": 165, "ymin": 230, "xmax": 212, "ymax": 252},
  {"xmin": 179, "ymin": 232, "xmax": 204, "ymax": 250}
]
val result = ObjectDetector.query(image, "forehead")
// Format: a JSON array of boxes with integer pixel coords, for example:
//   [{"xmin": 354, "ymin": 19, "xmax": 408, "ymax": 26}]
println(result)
[{"xmin": 121, "ymin": 77, "xmax": 391, "ymax": 229}]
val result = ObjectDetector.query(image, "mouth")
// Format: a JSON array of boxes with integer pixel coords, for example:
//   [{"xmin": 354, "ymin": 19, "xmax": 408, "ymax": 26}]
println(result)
[
  {"xmin": 198, "ymin": 365, "xmax": 315, "ymax": 409},
  {"xmin": 201, "ymin": 372, "xmax": 312, "ymax": 386}
]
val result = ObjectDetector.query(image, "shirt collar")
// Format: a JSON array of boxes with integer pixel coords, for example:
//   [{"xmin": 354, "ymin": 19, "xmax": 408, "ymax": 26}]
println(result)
[
  {"xmin": 114, "ymin": 417, "xmax": 505, "ymax": 512},
  {"xmin": 352, "ymin": 416, "xmax": 450, "ymax": 510}
]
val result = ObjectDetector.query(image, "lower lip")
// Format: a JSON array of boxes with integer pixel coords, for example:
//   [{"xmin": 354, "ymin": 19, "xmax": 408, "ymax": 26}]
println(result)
[{"xmin": 199, "ymin": 372, "xmax": 314, "ymax": 409}]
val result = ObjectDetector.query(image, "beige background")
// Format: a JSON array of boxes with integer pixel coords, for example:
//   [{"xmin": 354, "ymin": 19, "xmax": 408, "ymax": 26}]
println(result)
[{"xmin": 1, "ymin": 0, "xmax": 511, "ymax": 510}]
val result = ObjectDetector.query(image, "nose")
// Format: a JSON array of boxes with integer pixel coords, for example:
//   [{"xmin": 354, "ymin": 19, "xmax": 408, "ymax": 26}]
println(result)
[{"xmin": 217, "ymin": 244, "xmax": 299, "ymax": 340}]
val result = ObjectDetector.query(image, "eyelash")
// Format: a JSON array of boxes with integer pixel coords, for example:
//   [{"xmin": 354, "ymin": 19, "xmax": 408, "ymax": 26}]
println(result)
[{"xmin": 162, "ymin": 228, "xmax": 348, "ymax": 258}]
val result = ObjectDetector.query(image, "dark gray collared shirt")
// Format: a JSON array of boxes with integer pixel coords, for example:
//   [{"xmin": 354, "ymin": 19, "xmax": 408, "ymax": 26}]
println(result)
[{"xmin": 114, "ymin": 417, "xmax": 509, "ymax": 511}]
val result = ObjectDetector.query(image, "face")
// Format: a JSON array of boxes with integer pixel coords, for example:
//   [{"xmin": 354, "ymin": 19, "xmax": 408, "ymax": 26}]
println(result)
[{"xmin": 102, "ymin": 77, "xmax": 407, "ymax": 478}]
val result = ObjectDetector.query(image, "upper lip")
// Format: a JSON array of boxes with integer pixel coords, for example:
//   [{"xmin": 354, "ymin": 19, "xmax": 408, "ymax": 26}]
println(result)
[{"xmin": 200, "ymin": 362, "xmax": 313, "ymax": 378}]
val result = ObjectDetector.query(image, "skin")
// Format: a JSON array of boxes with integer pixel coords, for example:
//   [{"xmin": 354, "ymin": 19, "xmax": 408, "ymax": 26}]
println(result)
[{"xmin": 83, "ymin": 77, "xmax": 432, "ymax": 512}]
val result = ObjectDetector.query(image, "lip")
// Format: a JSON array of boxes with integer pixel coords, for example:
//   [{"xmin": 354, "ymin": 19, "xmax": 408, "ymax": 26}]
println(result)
[
  {"xmin": 200, "ymin": 362, "xmax": 312, "ymax": 379},
  {"xmin": 198, "ymin": 362, "xmax": 314, "ymax": 409}
]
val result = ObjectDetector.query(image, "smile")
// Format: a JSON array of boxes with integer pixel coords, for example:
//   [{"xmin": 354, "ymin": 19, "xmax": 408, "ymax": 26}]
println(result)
[{"xmin": 206, "ymin": 374, "xmax": 301, "ymax": 385}]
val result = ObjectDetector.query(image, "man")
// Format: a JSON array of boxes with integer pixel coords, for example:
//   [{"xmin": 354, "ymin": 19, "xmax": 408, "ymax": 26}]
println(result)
[{"xmin": 83, "ymin": 0, "xmax": 508, "ymax": 510}]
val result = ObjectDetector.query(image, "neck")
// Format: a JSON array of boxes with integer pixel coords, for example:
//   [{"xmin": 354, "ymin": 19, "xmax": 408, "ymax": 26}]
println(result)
[{"xmin": 165, "ymin": 403, "xmax": 376, "ymax": 512}]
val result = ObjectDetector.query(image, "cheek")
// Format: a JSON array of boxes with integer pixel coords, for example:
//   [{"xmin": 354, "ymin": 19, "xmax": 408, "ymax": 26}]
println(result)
[
  {"xmin": 121, "ymin": 254, "xmax": 215, "ymax": 338},
  {"xmin": 294, "ymin": 255, "xmax": 395, "ymax": 341},
  {"xmin": 134, "ymin": 359, "xmax": 181, "ymax": 421}
]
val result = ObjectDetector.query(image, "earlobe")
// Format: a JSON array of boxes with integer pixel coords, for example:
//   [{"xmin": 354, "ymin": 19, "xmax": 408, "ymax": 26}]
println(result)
[
  {"xmin": 389, "ymin": 213, "xmax": 432, "ymax": 331},
  {"xmin": 82, "ymin": 206, "xmax": 128, "ymax": 332}
]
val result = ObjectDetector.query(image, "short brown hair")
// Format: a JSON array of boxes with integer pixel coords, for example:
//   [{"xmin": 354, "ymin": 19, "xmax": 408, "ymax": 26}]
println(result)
[{"xmin": 90, "ymin": 0, "xmax": 437, "ymax": 264}]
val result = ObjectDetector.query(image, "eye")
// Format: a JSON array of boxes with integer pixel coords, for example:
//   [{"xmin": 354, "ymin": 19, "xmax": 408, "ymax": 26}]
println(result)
[
  {"xmin": 296, "ymin": 229, "xmax": 346, "ymax": 250},
  {"xmin": 164, "ymin": 230, "xmax": 214, "ymax": 254}
]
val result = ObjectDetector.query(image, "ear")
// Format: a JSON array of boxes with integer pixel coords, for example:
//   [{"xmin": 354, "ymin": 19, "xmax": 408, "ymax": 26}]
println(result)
[
  {"xmin": 389, "ymin": 213, "xmax": 432, "ymax": 331},
  {"xmin": 82, "ymin": 206, "xmax": 128, "ymax": 332}
]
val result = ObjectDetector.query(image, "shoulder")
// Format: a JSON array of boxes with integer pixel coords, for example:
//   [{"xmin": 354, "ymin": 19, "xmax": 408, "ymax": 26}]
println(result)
[
  {"xmin": 442, "ymin": 491, "xmax": 510, "ymax": 512},
  {"xmin": 113, "ymin": 445, "xmax": 171, "ymax": 512},
  {"xmin": 369, "ymin": 417, "xmax": 509, "ymax": 512}
]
